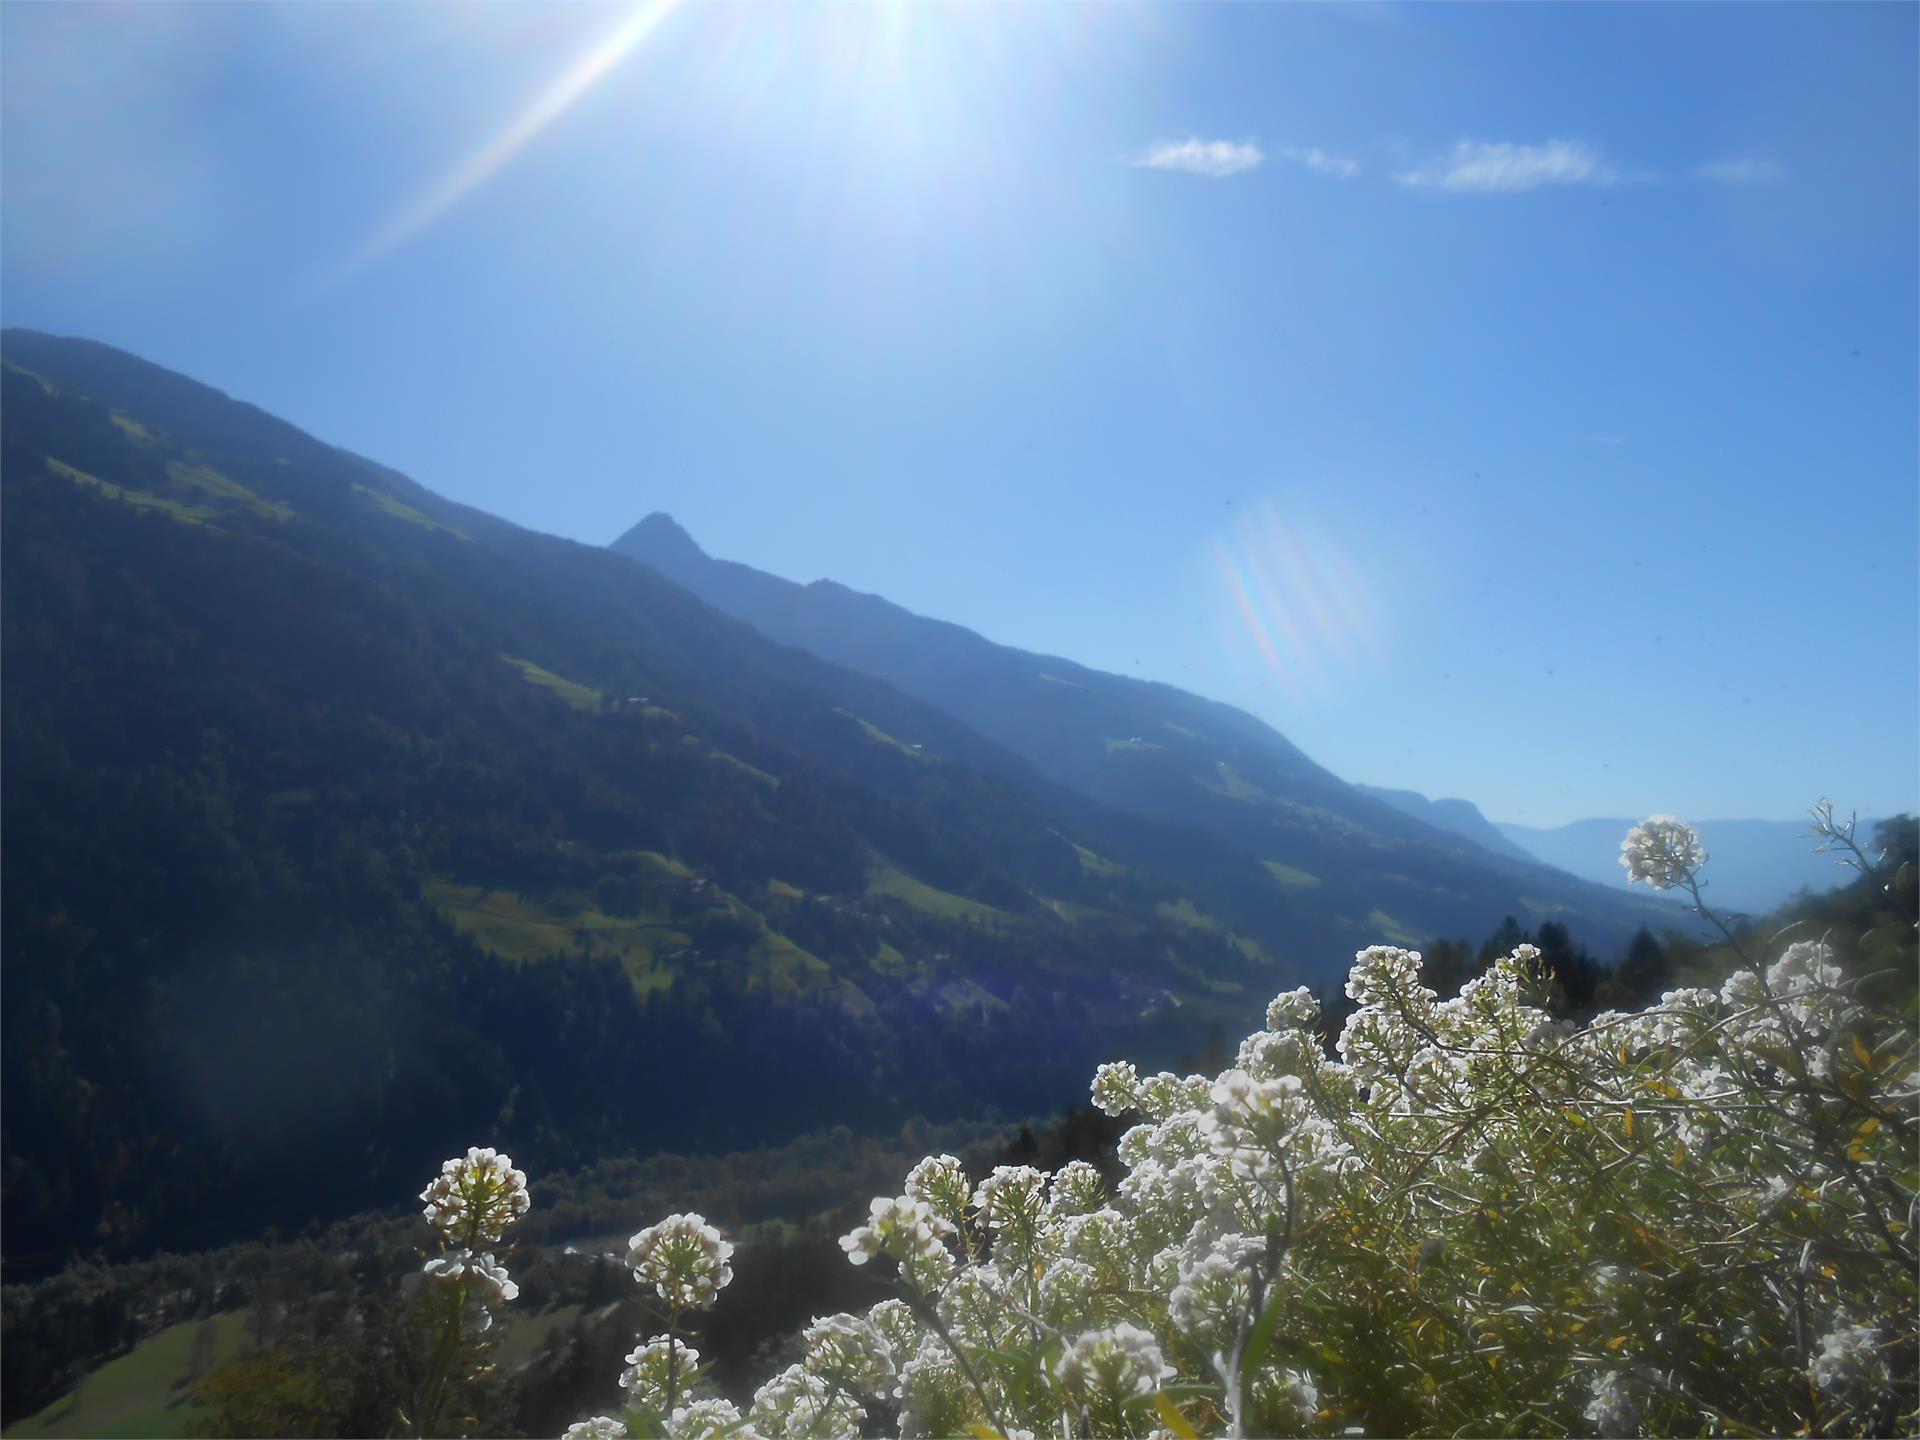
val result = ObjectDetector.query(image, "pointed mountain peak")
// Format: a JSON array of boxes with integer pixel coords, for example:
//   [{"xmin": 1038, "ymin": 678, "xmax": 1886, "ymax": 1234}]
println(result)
[{"xmin": 613, "ymin": 511, "xmax": 708, "ymax": 565}]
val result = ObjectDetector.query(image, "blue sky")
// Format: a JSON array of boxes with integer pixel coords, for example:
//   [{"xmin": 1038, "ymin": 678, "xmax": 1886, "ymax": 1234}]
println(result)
[{"xmin": 5, "ymin": 2, "xmax": 1915, "ymax": 827}]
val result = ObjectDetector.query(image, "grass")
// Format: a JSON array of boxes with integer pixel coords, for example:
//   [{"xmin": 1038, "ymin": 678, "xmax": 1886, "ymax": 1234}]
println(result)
[
  {"xmin": 3, "ymin": 1312, "xmax": 252, "ymax": 1440},
  {"xmin": 492, "ymin": 1304, "xmax": 583, "ymax": 1373},
  {"xmin": 1161, "ymin": 722, "xmax": 1203, "ymax": 739},
  {"xmin": 351, "ymin": 482, "xmax": 467, "ymax": 537},
  {"xmin": 164, "ymin": 461, "xmax": 293, "ymax": 519},
  {"xmin": 109, "ymin": 413, "xmax": 155, "ymax": 445},
  {"xmin": 428, "ymin": 865, "xmax": 845, "ymax": 1005},
  {"xmin": 46, "ymin": 458, "xmax": 214, "ymax": 525},
  {"xmin": 1036, "ymin": 672, "xmax": 1086, "ymax": 689},
  {"xmin": 1262, "ymin": 859, "xmax": 1324, "ymax": 891},
  {"xmin": 1155, "ymin": 899, "xmax": 1279, "ymax": 966},
  {"xmin": 1198, "ymin": 761, "xmax": 1271, "ymax": 804},
  {"xmin": 834, "ymin": 709, "xmax": 927, "ymax": 760},
  {"xmin": 867, "ymin": 864, "xmax": 1017, "ymax": 927},
  {"xmin": 1065, "ymin": 839, "xmax": 1127, "ymax": 878},
  {"xmin": 500, "ymin": 655, "xmax": 603, "ymax": 712},
  {"xmin": 1040, "ymin": 897, "xmax": 1112, "ymax": 924},
  {"xmin": 705, "ymin": 748, "xmax": 778, "ymax": 786},
  {"xmin": 1366, "ymin": 908, "xmax": 1423, "ymax": 946},
  {"xmin": 766, "ymin": 878, "xmax": 805, "ymax": 900},
  {"xmin": 1104, "ymin": 737, "xmax": 1165, "ymax": 753},
  {"xmin": 425, "ymin": 880, "xmax": 679, "ymax": 992}
]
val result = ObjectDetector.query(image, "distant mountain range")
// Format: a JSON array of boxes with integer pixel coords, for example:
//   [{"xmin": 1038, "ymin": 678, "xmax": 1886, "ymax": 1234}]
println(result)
[
  {"xmin": 1495, "ymin": 816, "xmax": 1887, "ymax": 919},
  {"xmin": 612, "ymin": 512, "xmax": 1679, "ymax": 958},
  {"xmin": 0, "ymin": 328, "xmax": 1675, "ymax": 1264}
]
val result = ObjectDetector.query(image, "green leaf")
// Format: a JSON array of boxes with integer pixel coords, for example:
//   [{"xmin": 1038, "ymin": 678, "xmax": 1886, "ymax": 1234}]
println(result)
[{"xmin": 1153, "ymin": 1391, "xmax": 1201, "ymax": 1439}]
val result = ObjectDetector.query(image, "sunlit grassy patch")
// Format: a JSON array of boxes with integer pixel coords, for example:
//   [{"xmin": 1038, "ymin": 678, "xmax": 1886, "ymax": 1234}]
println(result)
[
  {"xmin": 834, "ymin": 709, "xmax": 928, "ymax": 760},
  {"xmin": 1366, "ymin": 907, "xmax": 1423, "ymax": 945},
  {"xmin": 867, "ymin": 863, "xmax": 1016, "ymax": 927},
  {"xmin": 1196, "ymin": 761, "xmax": 1270, "ymax": 804},
  {"xmin": 46, "ymin": 458, "xmax": 214, "ymax": 525},
  {"xmin": 706, "ymin": 748, "xmax": 778, "ymax": 786},
  {"xmin": 2, "ymin": 1311, "xmax": 251, "ymax": 1440},
  {"xmin": 424, "ymin": 880, "xmax": 678, "ymax": 991},
  {"xmin": 163, "ymin": 461, "xmax": 293, "ymax": 519},
  {"xmin": 109, "ymin": 412, "xmax": 155, "ymax": 445},
  {"xmin": 1064, "ymin": 838, "xmax": 1127, "ymax": 878},
  {"xmin": 350, "ymin": 482, "xmax": 467, "ymax": 536},
  {"xmin": 1262, "ymin": 858, "xmax": 1324, "ymax": 890},
  {"xmin": 500, "ymin": 655, "xmax": 603, "ymax": 712}
]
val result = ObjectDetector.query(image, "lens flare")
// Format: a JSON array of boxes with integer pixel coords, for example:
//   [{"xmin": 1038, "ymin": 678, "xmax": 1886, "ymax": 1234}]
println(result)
[
  {"xmin": 340, "ymin": 1, "xmax": 679, "ymax": 278},
  {"xmin": 1211, "ymin": 498, "xmax": 1380, "ymax": 703}
]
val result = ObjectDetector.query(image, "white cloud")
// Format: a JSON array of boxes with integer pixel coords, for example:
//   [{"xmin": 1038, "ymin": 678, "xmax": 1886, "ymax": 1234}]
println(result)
[
  {"xmin": 1135, "ymin": 138, "xmax": 1264, "ymax": 178},
  {"xmin": 1694, "ymin": 157, "xmax": 1786, "ymax": 185},
  {"xmin": 1396, "ymin": 139, "xmax": 1616, "ymax": 192},
  {"xmin": 1277, "ymin": 146, "xmax": 1361, "ymax": 179}
]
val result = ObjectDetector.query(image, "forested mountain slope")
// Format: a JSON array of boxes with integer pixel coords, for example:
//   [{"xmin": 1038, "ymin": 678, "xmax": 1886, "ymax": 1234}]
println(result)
[
  {"xmin": 612, "ymin": 512, "xmax": 1678, "ymax": 954},
  {"xmin": 0, "ymin": 332, "xmax": 1298, "ymax": 1264}
]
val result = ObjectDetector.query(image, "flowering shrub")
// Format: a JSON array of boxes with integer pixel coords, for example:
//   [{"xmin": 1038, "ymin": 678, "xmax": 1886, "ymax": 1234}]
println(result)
[{"xmin": 535, "ymin": 809, "xmax": 1915, "ymax": 1438}]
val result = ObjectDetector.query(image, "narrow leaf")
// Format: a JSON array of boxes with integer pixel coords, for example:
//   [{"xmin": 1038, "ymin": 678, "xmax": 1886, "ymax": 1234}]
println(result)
[{"xmin": 1153, "ymin": 1392, "xmax": 1200, "ymax": 1439}]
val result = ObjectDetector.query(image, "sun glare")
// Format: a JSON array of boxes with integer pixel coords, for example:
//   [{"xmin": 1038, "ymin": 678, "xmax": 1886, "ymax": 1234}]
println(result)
[{"xmin": 339, "ymin": 0, "xmax": 680, "ymax": 279}]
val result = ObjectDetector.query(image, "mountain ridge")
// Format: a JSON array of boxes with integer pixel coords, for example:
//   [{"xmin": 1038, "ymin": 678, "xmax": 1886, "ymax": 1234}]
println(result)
[{"xmin": 612, "ymin": 510, "xmax": 1683, "ymax": 957}]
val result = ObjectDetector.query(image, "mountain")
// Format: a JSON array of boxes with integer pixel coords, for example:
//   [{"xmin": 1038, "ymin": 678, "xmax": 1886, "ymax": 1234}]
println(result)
[
  {"xmin": 1498, "ymin": 816, "xmax": 1887, "ymax": 919},
  {"xmin": 0, "ymin": 330, "xmax": 1312, "ymax": 1262},
  {"xmin": 612, "ymin": 512, "xmax": 1680, "ymax": 955},
  {"xmin": 1354, "ymin": 785, "xmax": 1543, "ymax": 866}
]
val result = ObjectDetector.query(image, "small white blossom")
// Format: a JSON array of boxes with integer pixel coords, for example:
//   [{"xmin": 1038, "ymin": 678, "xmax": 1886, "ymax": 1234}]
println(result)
[
  {"xmin": 421, "ymin": 1248, "xmax": 518, "ymax": 1304},
  {"xmin": 627, "ymin": 1213, "xmax": 734, "ymax": 1309},
  {"xmin": 1811, "ymin": 1322, "xmax": 1883, "ymax": 1393},
  {"xmin": 1582, "ymin": 1367, "xmax": 1644, "ymax": 1436},
  {"xmin": 1619, "ymin": 814, "xmax": 1706, "ymax": 889},
  {"xmin": 840, "ymin": 1195, "xmax": 948, "ymax": 1267},
  {"xmin": 751, "ymin": 1362, "xmax": 865, "ymax": 1438},
  {"xmin": 563, "ymin": 1418, "xmax": 628, "ymax": 1439},
  {"xmin": 802, "ymin": 1312, "xmax": 897, "ymax": 1398},
  {"xmin": 1266, "ymin": 986, "xmax": 1321, "ymax": 1033},
  {"xmin": 667, "ymin": 1398, "xmax": 746, "ymax": 1438},
  {"xmin": 1056, "ymin": 1322, "xmax": 1174, "ymax": 1398},
  {"xmin": 619, "ymin": 1334, "xmax": 701, "ymax": 1407},
  {"xmin": 419, "ymin": 1146, "xmax": 530, "ymax": 1245},
  {"xmin": 1092, "ymin": 1060, "xmax": 1141, "ymax": 1116}
]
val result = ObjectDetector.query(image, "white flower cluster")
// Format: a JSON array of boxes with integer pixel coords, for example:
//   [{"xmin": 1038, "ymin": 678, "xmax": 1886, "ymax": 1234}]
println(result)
[
  {"xmin": 1619, "ymin": 813, "xmax": 1707, "ymax": 888},
  {"xmin": 419, "ymin": 1145, "xmax": 530, "ymax": 1244},
  {"xmin": 619, "ymin": 1335, "xmax": 701, "ymax": 1407},
  {"xmin": 626, "ymin": 1212, "xmax": 734, "ymax": 1310},
  {"xmin": 415, "ymin": 1147, "xmax": 528, "ymax": 1331},
  {"xmin": 838, "ymin": 1194, "xmax": 951, "ymax": 1269},
  {"xmin": 421, "ymin": 1248, "xmax": 517, "ymax": 1304},
  {"xmin": 557, "ymin": 810, "xmax": 1914, "ymax": 1438},
  {"xmin": 1055, "ymin": 1323, "xmax": 1174, "ymax": 1398}
]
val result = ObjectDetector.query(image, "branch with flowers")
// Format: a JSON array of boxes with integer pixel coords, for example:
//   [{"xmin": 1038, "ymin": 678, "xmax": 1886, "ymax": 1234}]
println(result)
[{"xmin": 424, "ymin": 807, "xmax": 1912, "ymax": 1439}]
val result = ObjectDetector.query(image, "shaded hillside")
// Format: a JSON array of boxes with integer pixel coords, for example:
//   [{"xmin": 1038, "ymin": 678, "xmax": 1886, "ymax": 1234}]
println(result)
[
  {"xmin": 1355, "ymin": 784, "xmax": 1546, "ymax": 866},
  {"xmin": 0, "ymin": 332, "xmax": 1306, "ymax": 1264},
  {"xmin": 612, "ymin": 512, "xmax": 1680, "ymax": 955}
]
